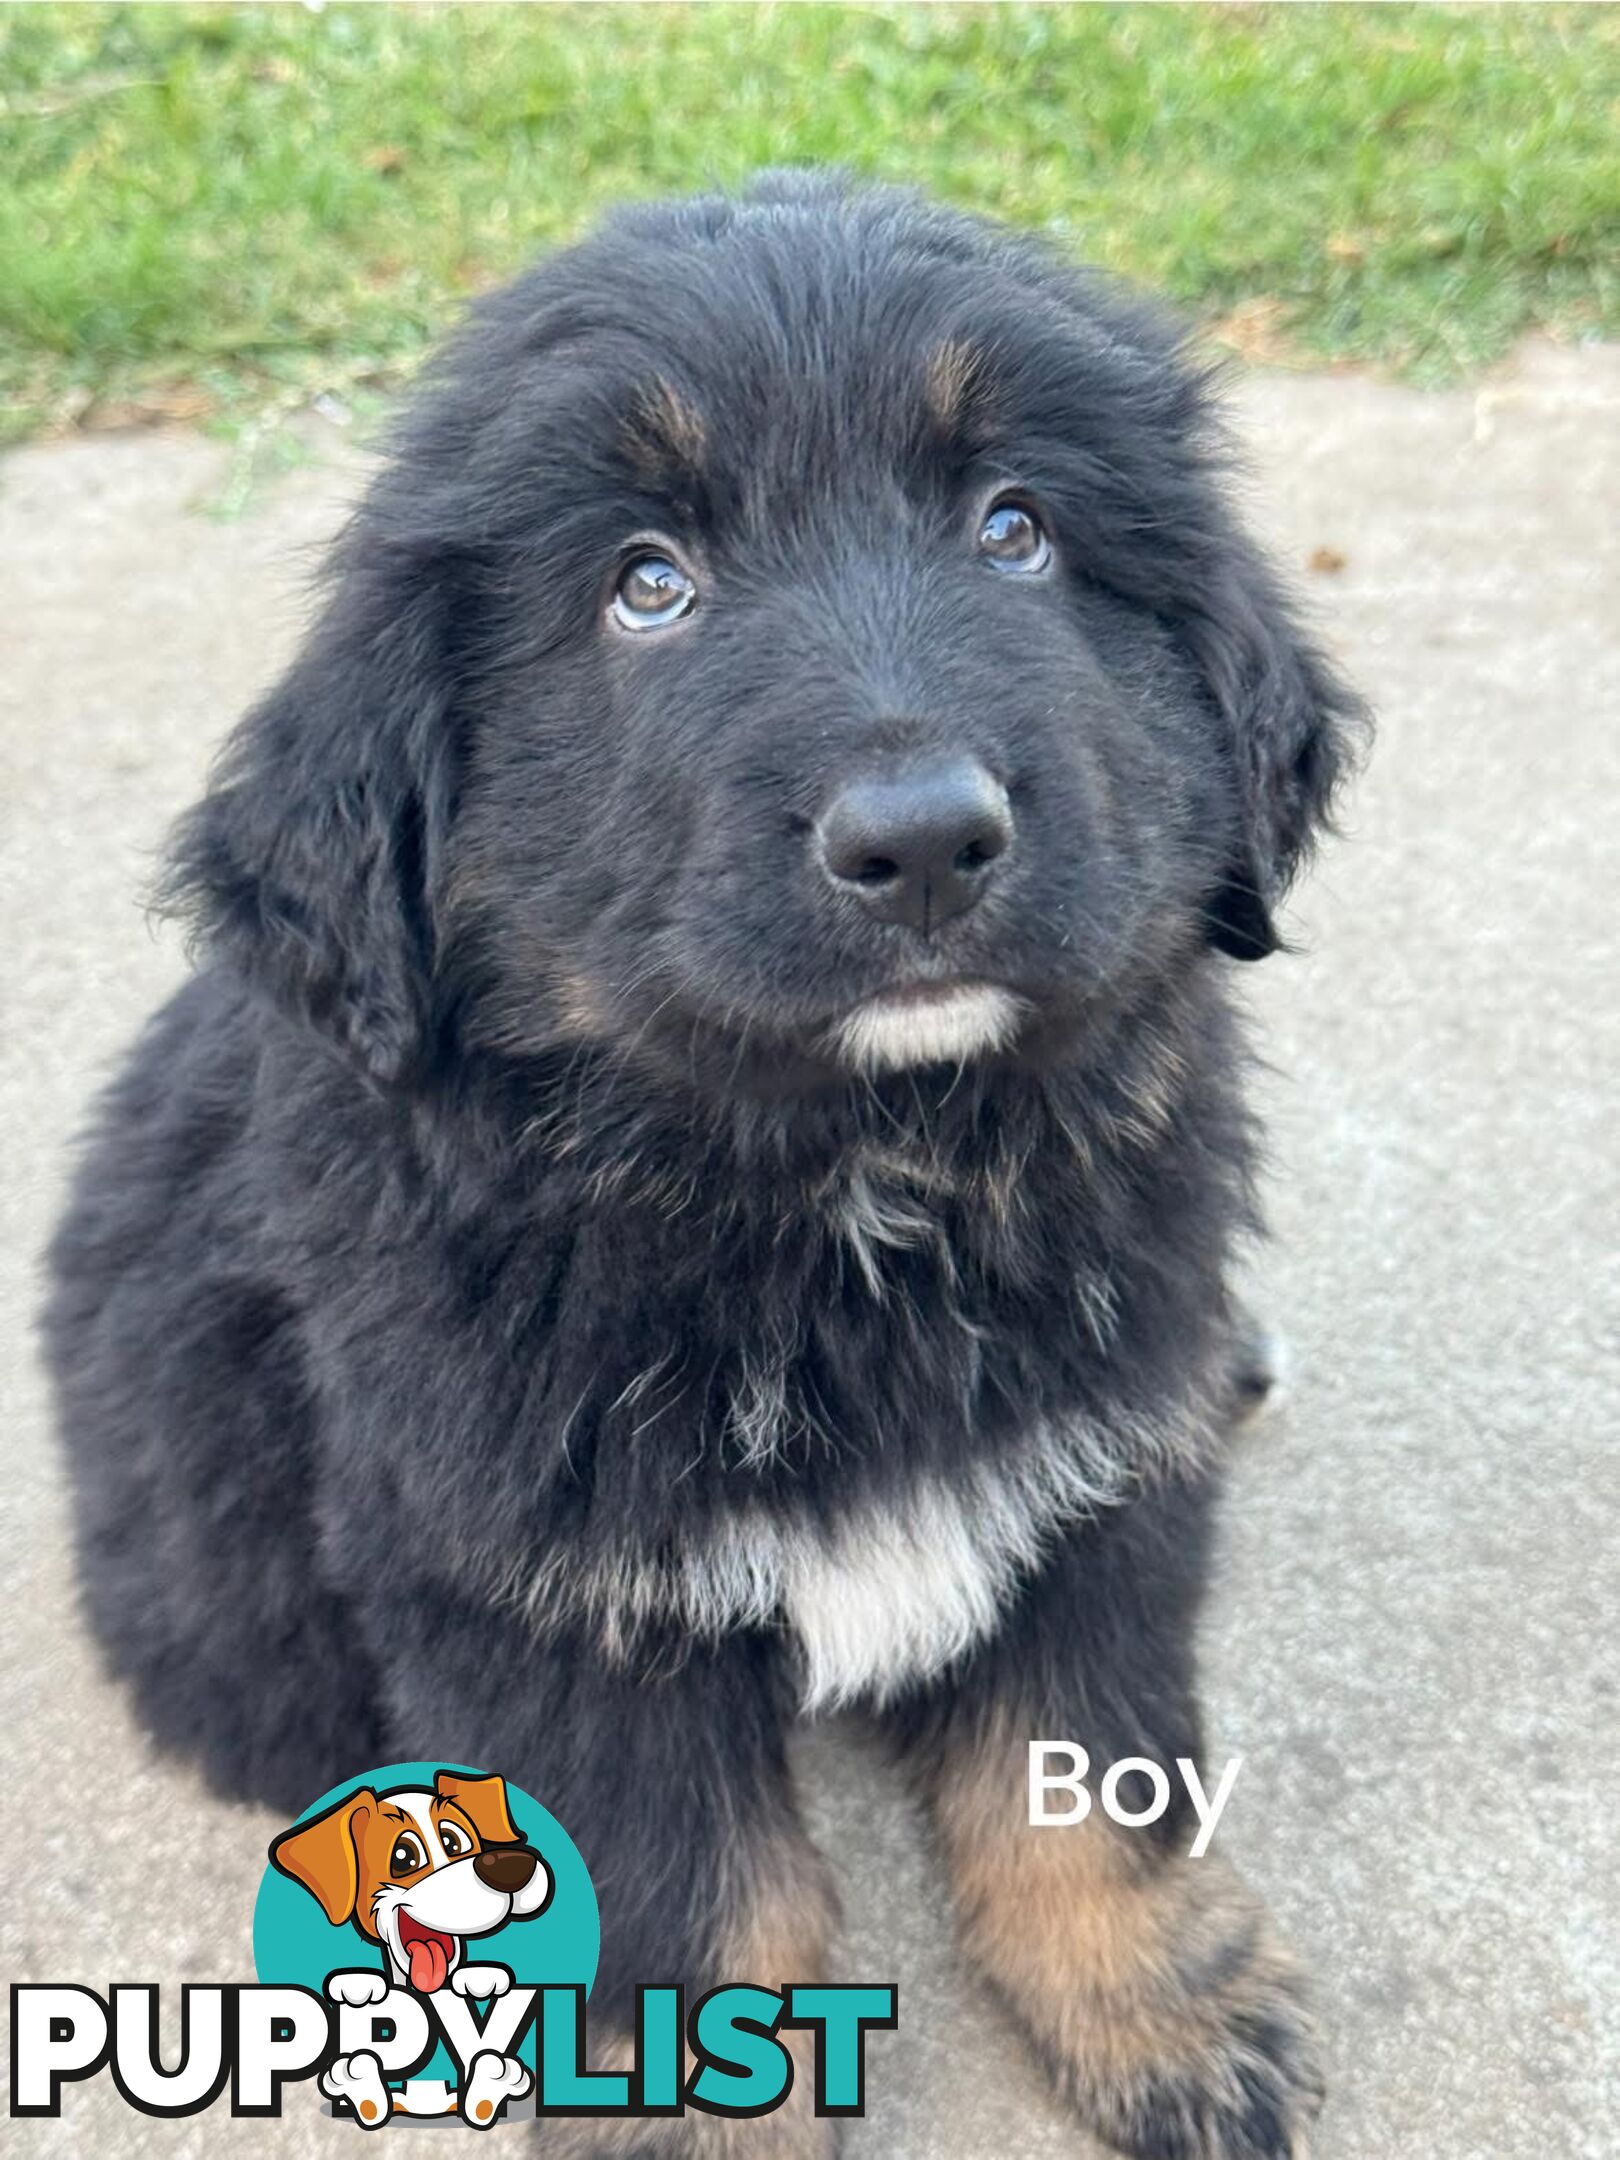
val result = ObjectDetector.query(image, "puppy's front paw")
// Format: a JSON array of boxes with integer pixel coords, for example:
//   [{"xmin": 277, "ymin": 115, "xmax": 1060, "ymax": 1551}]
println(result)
[
  {"xmin": 459, "ymin": 2049, "xmax": 531, "ymax": 2127},
  {"xmin": 326, "ymin": 1969, "xmax": 390, "ymax": 2008},
  {"xmin": 450, "ymin": 1962, "xmax": 512, "ymax": 1999},
  {"xmin": 1069, "ymin": 1895, "xmax": 1323, "ymax": 2160},
  {"xmin": 321, "ymin": 2049, "xmax": 392, "ymax": 2128},
  {"xmin": 942, "ymin": 1790, "xmax": 1322, "ymax": 2160}
]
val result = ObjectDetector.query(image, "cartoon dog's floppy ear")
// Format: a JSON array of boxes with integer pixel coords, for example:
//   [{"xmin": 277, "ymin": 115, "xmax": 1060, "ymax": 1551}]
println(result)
[
  {"xmin": 161, "ymin": 539, "xmax": 459, "ymax": 1086},
  {"xmin": 269, "ymin": 1788, "xmax": 377, "ymax": 1926},
  {"xmin": 1180, "ymin": 529, "xmax": 1366, "ymax": 963},
  {"xmin": 436, "ymin": 1770, "xmax": 521, "ymax": 1846}
]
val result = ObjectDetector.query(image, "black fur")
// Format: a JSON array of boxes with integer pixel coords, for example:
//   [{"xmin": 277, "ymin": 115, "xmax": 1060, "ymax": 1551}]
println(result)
[{"xmin": 46, "ymin": 174, "xmax": 1361, "ymax": 2156}]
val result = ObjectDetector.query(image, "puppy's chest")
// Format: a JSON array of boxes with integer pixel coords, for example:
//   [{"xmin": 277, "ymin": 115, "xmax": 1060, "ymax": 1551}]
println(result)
[
  {"xmin": 666, "ymin": 1458, "xmax": 1103, "ymax": 1709},
  {"xmin": 500, "ymin": 1150, "xmax": 1174, "ymax": 1707},
  {"xmin": 511, "ymin": 1414, "xmax": 1166, "ymax": 1714}
]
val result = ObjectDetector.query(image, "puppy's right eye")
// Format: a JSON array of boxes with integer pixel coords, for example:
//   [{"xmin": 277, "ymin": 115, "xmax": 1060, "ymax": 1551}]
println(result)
[
  {"xmin": 390, "ymin": 1833, "xmax": 428, "ymax": 1878},
  {"xmin": 612, "ymin": 552, "xmax": 697, "ymax": 630}
]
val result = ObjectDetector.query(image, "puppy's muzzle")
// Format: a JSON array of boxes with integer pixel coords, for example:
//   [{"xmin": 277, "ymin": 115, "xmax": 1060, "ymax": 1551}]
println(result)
[{"xmin": 473, "ymin": 1845, "xmax": 541, "ymax": 1894}]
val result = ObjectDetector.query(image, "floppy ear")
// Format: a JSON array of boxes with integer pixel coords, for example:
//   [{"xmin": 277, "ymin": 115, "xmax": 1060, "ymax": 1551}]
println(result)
[
  {"xmin": 269, "ymin": 1788, "xmax": 377, "ymax": 1926},
  {"xmin": 1181, "ymin": 535, "xmax": 1365, "ymax": 962},
  {"xmin": 162, "ymin": 556, "xmax": 457, "ymax": 1082},
  {"xmin": 435, "ymin": 1769, "xmax": 522, "ymax": 1846}
]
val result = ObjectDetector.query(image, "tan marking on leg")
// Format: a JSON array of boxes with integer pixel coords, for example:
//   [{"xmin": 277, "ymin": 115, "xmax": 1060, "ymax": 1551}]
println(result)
[{"xmin": 927, "ymin": 1713, "xmax": 1322, "ymax": 2158}]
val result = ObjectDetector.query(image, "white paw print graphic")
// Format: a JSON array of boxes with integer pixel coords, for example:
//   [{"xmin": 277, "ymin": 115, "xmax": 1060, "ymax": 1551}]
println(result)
[
  {"xmin": 460, "ymin": 2049, "xmax": 532, "ymax": 2128},
  {"xmin": 320, "ymin": 2048, "xmax": 391, "ymax": 2129}
]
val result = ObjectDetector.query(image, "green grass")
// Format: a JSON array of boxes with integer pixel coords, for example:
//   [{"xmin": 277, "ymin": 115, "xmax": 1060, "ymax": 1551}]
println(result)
[{"xmin": 2, "ymin": 3, "xmax": 1617, "ymax": 446}]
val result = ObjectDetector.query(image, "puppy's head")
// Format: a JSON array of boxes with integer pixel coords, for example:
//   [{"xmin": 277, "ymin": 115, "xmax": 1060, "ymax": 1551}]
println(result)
[{"xmin": 169, "ymin": 173, "xmax": 1363, "ymax": 1096}]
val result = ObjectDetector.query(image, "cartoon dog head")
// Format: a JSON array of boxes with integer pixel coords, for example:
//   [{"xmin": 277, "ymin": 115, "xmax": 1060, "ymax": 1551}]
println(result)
[{"xmin": 270, "ymin": 1770, "xmax": 553, "ymax": 1993}]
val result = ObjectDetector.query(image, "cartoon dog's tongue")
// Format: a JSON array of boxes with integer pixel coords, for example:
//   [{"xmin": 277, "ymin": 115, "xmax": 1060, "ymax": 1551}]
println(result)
[
  {"xmin": 408, "ymin": 1935, "xmax": 448, "ymax": 1992},
  {"xmin": 398, "ymin": 1914, "xmax": 453, "ymax": 1994}
]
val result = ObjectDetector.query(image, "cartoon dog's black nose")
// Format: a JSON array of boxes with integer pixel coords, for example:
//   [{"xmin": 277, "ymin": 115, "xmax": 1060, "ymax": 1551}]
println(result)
[
  {"xmin": 473, "ymin": 1846, "xmax": 539, "ymax": 1894},
  {"xmin": 817, "ymin": 759, "xmax": 1012, "ymax": 933}
]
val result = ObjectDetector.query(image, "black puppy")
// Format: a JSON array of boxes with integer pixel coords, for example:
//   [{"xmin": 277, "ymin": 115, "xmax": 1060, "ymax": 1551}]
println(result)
[{"xmin": 47, "ymin": 173, "xmax": 1362, "ymax": 2157}]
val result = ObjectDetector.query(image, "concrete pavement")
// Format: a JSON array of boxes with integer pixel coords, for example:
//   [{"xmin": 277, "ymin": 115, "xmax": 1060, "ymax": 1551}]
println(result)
[{"xmin": 2, "ymin": 343, "xmax": 1617, "ymax": 2156}]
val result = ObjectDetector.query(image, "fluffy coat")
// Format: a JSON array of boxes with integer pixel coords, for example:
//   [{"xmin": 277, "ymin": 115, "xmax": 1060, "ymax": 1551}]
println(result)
[{"xmin": 47, "ymin": 173, "xmax": 1362, "ymax": 2159}]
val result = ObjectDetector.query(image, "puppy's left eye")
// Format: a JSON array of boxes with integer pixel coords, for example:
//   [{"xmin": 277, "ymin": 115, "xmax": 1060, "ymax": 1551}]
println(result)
[
  {"xmin": 977, "ymin": 499, "xmax": 1052, "ymax": 575},
  {"xmin": 612, "ymin": 551, "xmax": 697, "ymax": 630},
  {"xmin": 439, "ymin": 1823, "xmax": 471, "ymax": 1858}
]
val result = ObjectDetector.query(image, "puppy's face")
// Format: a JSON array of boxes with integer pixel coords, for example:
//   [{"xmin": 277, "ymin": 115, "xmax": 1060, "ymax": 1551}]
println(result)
[{"xmin": 175, "ymin": 180, "xmax": 1359, "ymax": 1097}]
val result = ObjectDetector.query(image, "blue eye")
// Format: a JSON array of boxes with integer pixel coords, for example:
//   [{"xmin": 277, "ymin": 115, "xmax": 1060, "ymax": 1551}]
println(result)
[
  {"xmin": 978, "ymin": 499, "xmax": 1052, "ymax": 575},
  {"xmin": 612, "ymin": 551, "xmax": 697, "ymax": 629}
]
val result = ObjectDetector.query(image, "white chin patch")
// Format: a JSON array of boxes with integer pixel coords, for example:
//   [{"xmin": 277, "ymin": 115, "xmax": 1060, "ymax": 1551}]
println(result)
[{"xmin": 834, "ymin": 985, "xmax": 1023, "ymax": 1072}]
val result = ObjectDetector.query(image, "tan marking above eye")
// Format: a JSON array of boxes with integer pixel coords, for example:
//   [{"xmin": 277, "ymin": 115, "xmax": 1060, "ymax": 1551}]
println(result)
[
  {"xmin": 924, "ymin": 336, "xmax": 983, "ymax": 431},
  {"xmin": 624, "ymin": 375, "xmax": 708, "ymax": 482}
]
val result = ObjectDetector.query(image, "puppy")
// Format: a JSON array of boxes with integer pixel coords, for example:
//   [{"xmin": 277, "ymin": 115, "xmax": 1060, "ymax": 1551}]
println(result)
[{"xmin": 47, "ymin": 172, "xmax": 1363, "ymax": 2157}]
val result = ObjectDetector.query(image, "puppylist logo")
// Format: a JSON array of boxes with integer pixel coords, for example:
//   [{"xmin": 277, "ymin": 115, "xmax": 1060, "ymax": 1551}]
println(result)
[{"xmin": 9, "ymin": 1760, "xmax": 896, "ymax": 2130}]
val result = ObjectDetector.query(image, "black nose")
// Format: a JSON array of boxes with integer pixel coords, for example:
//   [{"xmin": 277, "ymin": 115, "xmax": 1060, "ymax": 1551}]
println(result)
[
  {"xmin": 473, "ymin": 1846, "xmax": 538, "ymax": 1893},
  {"xmin": 817, "ymin": 759, "xmax": 1012, "ymax": 932}
]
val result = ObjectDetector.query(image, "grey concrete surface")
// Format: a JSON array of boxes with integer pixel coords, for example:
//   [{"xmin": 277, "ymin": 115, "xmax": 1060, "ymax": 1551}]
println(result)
[{"xmin": 2, "ymin": 344, "xmax": 1617, "ymax": 2158}]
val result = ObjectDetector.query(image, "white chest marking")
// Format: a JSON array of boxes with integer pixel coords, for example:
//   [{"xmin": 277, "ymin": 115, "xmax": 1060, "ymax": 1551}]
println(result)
[
  {"xmin": 772, "ymin": 1484, "xmax": 1011, "ymax": 1708},
  {"xmin": 617, "ymin": 1483, "xmax": 1011, "ymax": 1709},
  {"xmin": 498, "ymin": 1409, "xmax": 1203, "ymax": 1709}
]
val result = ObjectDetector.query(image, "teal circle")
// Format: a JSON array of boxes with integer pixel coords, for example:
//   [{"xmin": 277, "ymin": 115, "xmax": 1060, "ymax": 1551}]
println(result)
[{"xmin": 252, "ymin": 1760, "xmax": 597, "ymax": 2085}]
